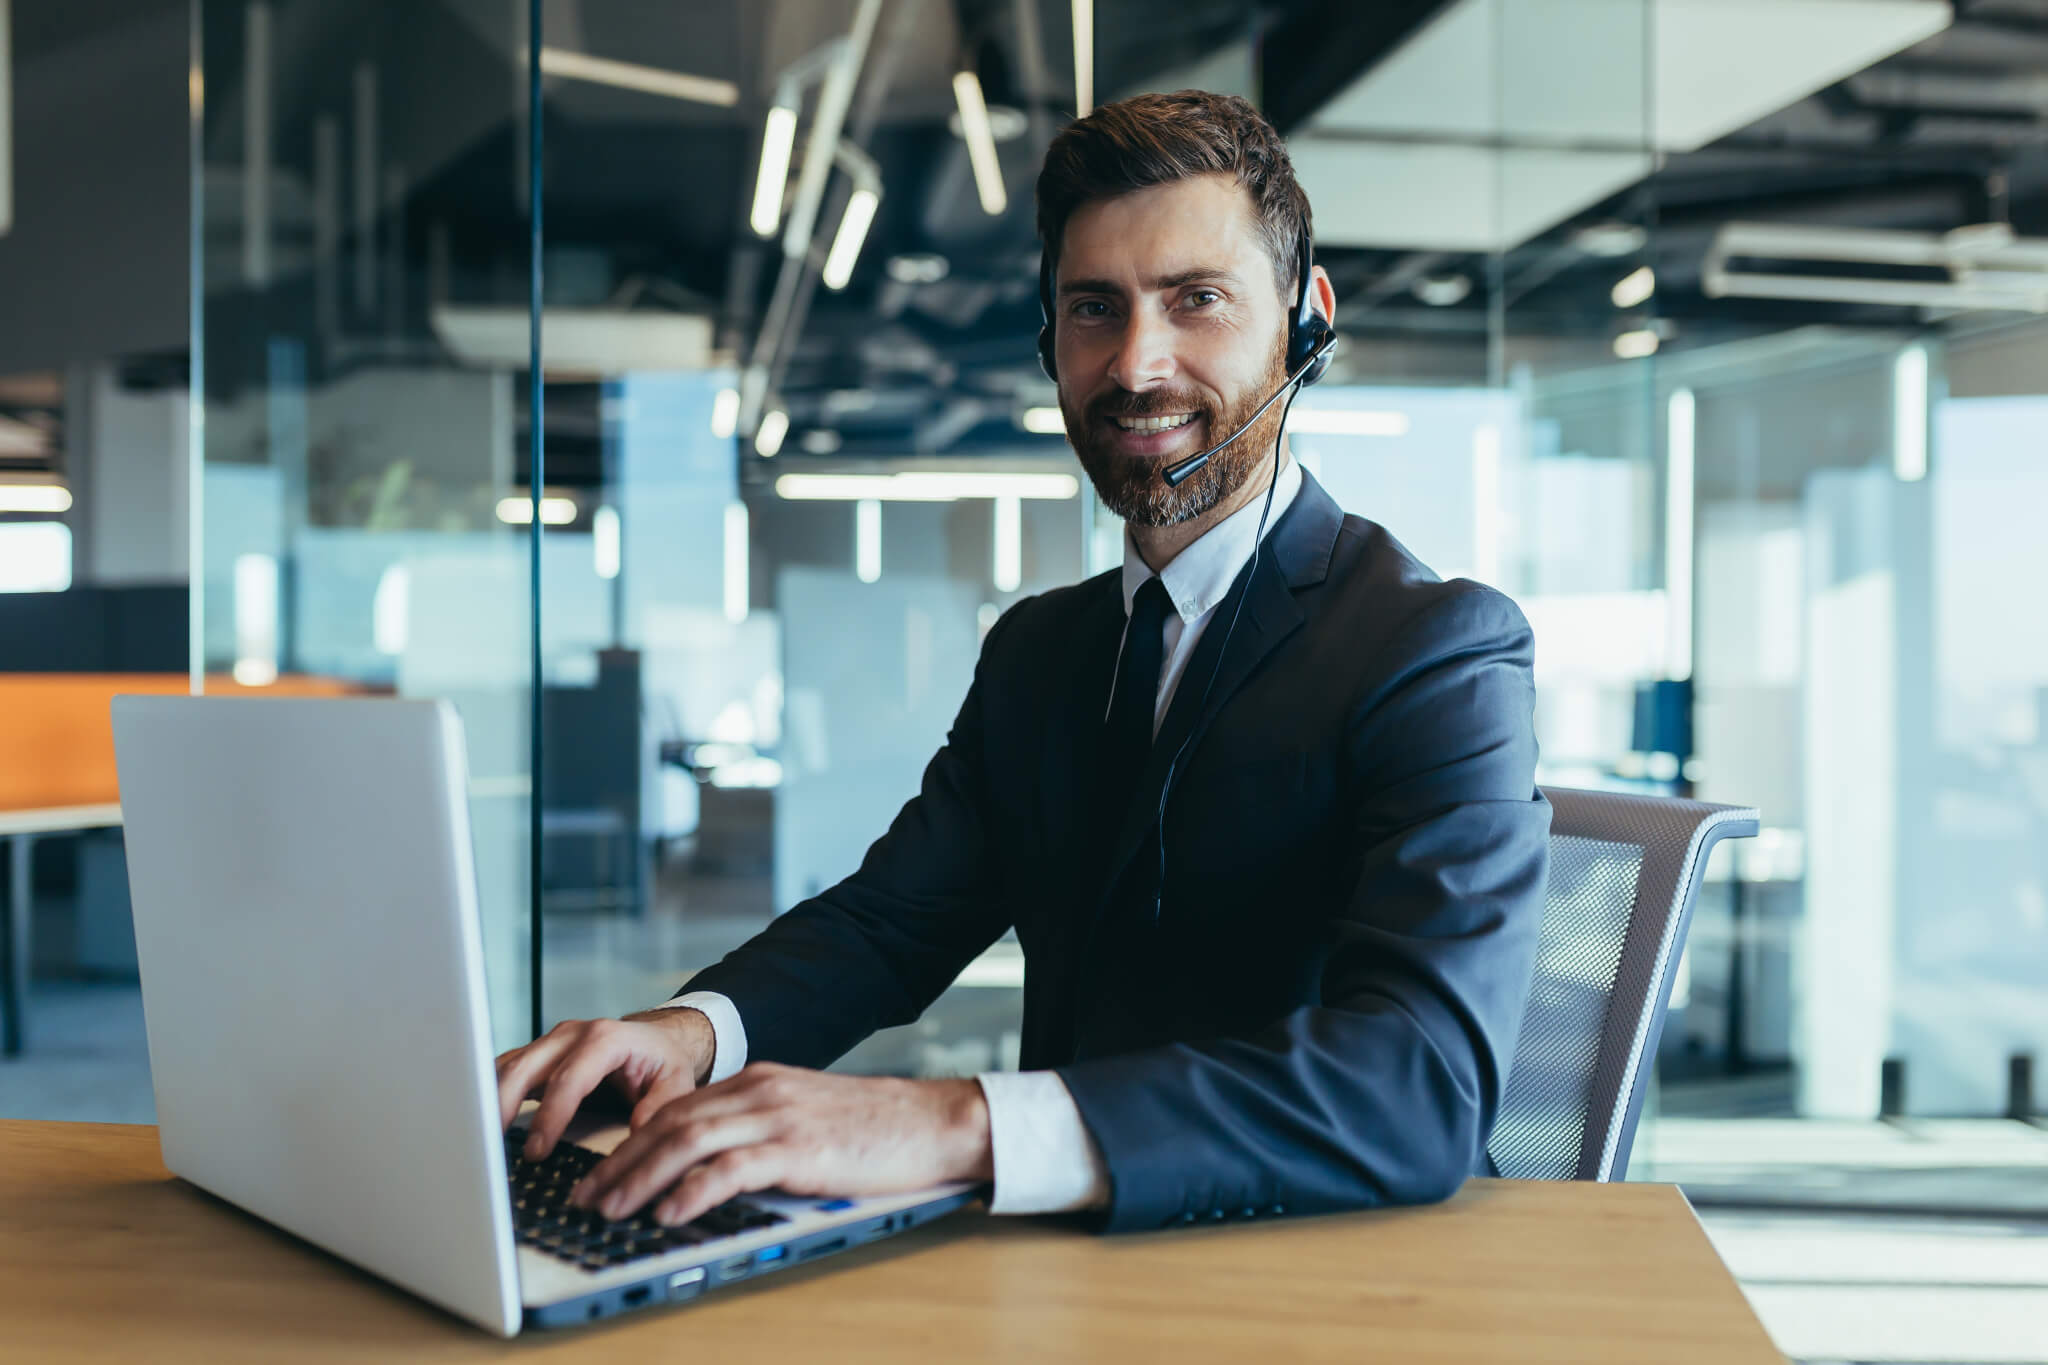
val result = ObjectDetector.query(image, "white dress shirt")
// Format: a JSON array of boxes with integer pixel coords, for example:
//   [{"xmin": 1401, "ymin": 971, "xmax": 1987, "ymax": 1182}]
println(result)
[{"xmin": 656, "ymin": 458, "xmax": 1306, "ymax": 1214}]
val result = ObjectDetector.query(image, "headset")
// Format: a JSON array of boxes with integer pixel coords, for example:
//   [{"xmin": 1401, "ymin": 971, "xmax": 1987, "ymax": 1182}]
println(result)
[
  {"xmin": 1037, "ymin": 221, "xmax": 1337, "ymax": 923},
  {"xmin": 1036, "ymin": 226, "xmax": 1336, "ymax": 487}
]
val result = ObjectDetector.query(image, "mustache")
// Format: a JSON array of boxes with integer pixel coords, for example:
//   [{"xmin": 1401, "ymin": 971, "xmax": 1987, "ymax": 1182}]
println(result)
[{"xmin": 1086, "ymin": 390, "xmax": 1212, "ymax": 421}]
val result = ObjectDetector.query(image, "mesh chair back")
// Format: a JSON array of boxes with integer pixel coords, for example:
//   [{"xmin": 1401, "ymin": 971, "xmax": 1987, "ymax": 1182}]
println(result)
[{"xmin": 1486, "ymin": 787, "xmax": 1759, "ymax": 1182}]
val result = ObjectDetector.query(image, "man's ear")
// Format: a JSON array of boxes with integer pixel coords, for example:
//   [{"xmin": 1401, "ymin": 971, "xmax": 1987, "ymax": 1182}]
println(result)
[{"xmin": 1309, "ymin": 264, "xmax": 1337, "ymax": 330}]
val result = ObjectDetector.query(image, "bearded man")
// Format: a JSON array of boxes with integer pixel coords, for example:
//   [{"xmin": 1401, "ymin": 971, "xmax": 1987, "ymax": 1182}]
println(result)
[{"xmin": 497, "ymin": 90, "xmax": 1550, "ymax": 1234}]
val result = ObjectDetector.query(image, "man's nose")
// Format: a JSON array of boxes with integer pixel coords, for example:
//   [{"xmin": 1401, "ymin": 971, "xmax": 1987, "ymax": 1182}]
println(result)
[{"xmin": 1107, "ymin": 310, "xmax": 1175, "ymax": 391}]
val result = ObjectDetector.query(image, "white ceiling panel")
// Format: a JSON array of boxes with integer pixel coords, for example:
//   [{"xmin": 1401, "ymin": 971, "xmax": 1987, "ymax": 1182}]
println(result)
[
  {"xmin": 1499, "ymin": 0, "xmax": 1651, "ymax": 146},
  {"xmin": 1293, "ymin": 139, "xmax": 1652, "ymax": 251},
  {"xmin": 1313, "ymin": 0, "xmax": 1652, "ymax": 145},
  {"xmin": 1309, "ymin": 0, "xmax": 1500, "ymax": 141},
  {"xmin": 1652, "ymin": 0, "xmax": 1953, "ymax": 152},
  {"xmin": 1296, "ymin": 0, "xmax": 1949, "ymax": 249},
  {"xmin": 1292, "ymin": 141, "xmax": 1501, "ymax": 252},
  {"xmin": 1498, "ymin": 146, "xmax": 1657, "ymax": 243},
  {"xmin": 1311, "ymin": 0, "xmax": 1948, "ymax": 149}
]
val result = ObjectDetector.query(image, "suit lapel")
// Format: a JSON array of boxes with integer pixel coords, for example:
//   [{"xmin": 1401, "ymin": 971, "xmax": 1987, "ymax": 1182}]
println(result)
[
  {"xmin": 1092, "ymin": 470, "xmax": 1347, "ymax": 907},
  {"xmin": 1038, "ymin": 575, "xmax": 1127, "ymax": 860},
  {"xmin": 1092, "ymin": 554, "xmax": 1301, "ymax": 898}
]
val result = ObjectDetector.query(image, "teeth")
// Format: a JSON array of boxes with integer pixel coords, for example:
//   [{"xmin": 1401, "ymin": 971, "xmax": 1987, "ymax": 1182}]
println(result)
[{"xmin": 1112, "ymin": 413, "xmax": 1195, "ymax": 433}]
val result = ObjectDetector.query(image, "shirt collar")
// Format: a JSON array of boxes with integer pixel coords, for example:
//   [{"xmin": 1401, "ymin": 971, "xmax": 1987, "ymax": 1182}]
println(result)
[{"xmin": 1120, "ymin": 457, "xmax": 1304, "ymax": 623}]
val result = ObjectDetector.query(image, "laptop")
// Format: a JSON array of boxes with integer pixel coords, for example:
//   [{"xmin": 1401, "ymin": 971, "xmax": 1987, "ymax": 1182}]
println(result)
[{"xmin": 110, "ymin": 695, "xmax": 980, "ymax": 1336}]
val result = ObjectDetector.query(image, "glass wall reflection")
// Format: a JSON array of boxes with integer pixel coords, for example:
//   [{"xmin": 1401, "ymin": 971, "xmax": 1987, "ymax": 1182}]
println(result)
[{"xmin": 197, "ymin": 0, "xmax": 537, "ymax": 1048}]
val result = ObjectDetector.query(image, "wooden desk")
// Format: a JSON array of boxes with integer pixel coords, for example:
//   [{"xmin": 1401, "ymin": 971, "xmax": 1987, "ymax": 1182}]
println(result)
[{"xmin": 0, "ymin": 1121, "xmax": 1782, "ymax": 1363}]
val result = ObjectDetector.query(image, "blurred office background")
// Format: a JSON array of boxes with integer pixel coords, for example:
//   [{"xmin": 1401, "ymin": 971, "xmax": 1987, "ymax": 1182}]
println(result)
[{"xmin": 4, "ymin": 2, "xmax": 2048, "ymax": 1357}]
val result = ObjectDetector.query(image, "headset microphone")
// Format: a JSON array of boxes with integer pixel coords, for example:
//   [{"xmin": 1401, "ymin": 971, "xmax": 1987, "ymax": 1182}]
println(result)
[{"xmin": 1157, "ymin": 332, "xmax": 1337, "ymax": 488}]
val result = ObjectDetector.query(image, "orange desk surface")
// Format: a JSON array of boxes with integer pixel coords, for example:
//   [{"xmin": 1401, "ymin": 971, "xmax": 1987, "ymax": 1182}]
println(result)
[{"xmin": 0, "ymin": 674, "xmax": 362, "ymax": 812}]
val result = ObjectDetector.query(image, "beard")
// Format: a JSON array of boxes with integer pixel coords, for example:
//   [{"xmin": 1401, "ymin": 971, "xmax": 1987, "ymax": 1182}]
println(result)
[{"xmin": 1062, "ymin": 338, "xmax": 1293, "ymax": 528}]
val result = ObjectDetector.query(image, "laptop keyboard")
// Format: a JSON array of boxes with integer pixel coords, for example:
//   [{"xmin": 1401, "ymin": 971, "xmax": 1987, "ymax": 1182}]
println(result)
[{"xmin": 505, "ymin": 1129, "xmax": 789, "ymax": 1272}]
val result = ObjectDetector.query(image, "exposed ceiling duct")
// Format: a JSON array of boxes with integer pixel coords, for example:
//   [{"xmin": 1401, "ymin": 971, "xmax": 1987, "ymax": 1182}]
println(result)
[
  {"xmin": 1703, "ymin": 220, "xmax": 2048, "ymax": 313},
  {"xmin": 1847, "ymin": 67, "xmax": 2048, "ymax": 115}
]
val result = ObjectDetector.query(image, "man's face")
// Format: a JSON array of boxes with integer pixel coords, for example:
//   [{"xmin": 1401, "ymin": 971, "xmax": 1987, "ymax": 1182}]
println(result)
[{"xmin": 1051, "ymin": 174, "xmax": 1292, "ymax": 528}]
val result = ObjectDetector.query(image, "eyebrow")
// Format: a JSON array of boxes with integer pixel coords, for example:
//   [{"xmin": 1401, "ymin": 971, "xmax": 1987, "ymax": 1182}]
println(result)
[{"xmin": 1057, "ymin": 265, "xmax": 1245, "ymax": 298}]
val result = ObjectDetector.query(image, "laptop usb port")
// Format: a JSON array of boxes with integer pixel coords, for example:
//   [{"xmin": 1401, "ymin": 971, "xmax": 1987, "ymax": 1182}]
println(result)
[
  {"xmin": 755, "ymin": 1245, "xmax": 787, "ymax": 1271},
  {"xmin": 715, "ymin": 1256, "xmax": 751, "ymax": 1282},
  {"xmin": 801, "ymin": 1236, "xmax": 849, "ymax": 1261}
]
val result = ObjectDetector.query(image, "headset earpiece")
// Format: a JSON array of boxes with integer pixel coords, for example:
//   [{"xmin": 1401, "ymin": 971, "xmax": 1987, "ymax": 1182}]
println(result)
[{"xmin": 1287, "ymin": 230, "xmax": 1333, "ymax": 387}]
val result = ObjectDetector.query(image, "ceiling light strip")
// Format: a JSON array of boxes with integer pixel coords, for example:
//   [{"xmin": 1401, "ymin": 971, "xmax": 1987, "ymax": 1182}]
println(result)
[
  {"xmin": 0, "ymin": 484, "xmax": 72, "ymax": 514},
  {"xmin": 538, "ymin": 48, "xmax": 738, "ymax": 106},
  {"xmin": 1611, "ymin": 265, "xmax": 1655, "ymax": 310},
  {"xmin": 1288, "ymin": 409, "xmax": 1411, "ymax": 437},
  {"xmin": 993, "ymin": 495, "xmax": 1022, "ymax": 592},
  {"xmin": 782, "ymin": 0, "xmax": 884, "ymax": 261},
  {"xmin": 1665, "ymin": 389, "xmax": 1695, "ymax": 684},
  {"xmin": 776, "ymin": 472, "xmax": 1079, "ymax": 502},
  {"xmin": 755, "ymin": 408, "xmax": 790, "ymax": 458},
  {"xmin": 723, "ymin": 502, "xmax": 750, "ymax": 624},
  {"xmin": 1073, "ymin": 0, "xmax": 1094, "ymax": 117},
  {"xmin": 953, "ymin": 71, "xmax": 1007, "ymax": 216},
  {"xmin": 751, "ymin": 104, "xmax": 799, "ymax": 237},
  {"xmin": 855, "ymin": 498, "xmax": 882, "ymax": 582},
  {"xmin": 1893, "ymin": 345, "xmax": 1928, "ymax": 483},
  {"xmin": 822, "ymin": 186, "xmax": 879, "ymax": 290},
  {"xmin": 495, "ymin": 495, "xmax": 577, "ymax": 526}
]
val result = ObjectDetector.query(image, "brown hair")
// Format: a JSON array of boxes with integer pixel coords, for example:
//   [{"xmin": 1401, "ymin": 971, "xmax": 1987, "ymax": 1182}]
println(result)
[{"xmin": 1034, "ymin": 90, "xmax": 1311, "ymax": 301}]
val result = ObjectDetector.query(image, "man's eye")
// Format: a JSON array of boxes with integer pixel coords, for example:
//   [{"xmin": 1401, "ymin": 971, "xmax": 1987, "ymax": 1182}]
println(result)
[
  {"xmin": 1071, "ymin": 300, "xmax": 1109, "ymax": 318},
  {"xmin": 1186, "ymin": 290, "xmax": 1221, "ymax": 308}
]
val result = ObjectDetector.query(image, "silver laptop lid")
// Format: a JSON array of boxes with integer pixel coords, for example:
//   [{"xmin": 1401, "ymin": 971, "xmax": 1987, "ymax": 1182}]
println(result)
[{"xmin": 111, "ymin": 696, "xmax": 522, "ymax": 1337}]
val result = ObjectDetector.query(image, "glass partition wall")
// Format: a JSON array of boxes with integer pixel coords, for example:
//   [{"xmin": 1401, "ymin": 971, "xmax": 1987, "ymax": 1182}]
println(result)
[
  {"xmin": 196, "ymin": 0, "xmax": 539, "ymax": 1048},
  {"xmin": 187, "ymin": 0, "xmax": 2045, "ymax": 1214}
]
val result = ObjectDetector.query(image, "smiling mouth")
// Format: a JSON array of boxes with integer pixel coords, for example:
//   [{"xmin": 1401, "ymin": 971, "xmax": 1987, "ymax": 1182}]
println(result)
[{"xmin": 1108, "ymin": 413, "xmax": 1197, "ymax": 433}]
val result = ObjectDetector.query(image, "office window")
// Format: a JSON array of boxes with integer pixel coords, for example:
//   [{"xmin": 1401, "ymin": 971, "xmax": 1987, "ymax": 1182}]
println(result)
[{"xmin": 0, "ymin": 521, "xmax": 71, "ymax": 592}]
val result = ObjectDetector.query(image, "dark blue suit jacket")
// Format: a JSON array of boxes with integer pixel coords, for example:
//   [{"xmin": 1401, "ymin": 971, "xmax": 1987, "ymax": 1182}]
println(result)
[{"xmin": 679, "ymin": 470, "xmax": 1550, "ymax": 1231}]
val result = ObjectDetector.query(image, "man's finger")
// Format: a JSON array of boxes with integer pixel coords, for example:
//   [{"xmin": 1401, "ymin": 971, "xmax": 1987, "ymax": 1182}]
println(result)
[
  {"xmin": 655, "ymin": 1146, "xmax": 783, "ymax": 1227},
  {"xmin": 577, "ymin": 1113, "xmax": 770, "ymax": 1219},
  {"xmin": 627, "ymin": 1072, "xmax": 696, "ymax": 1131},
  {"xmin": 493, "ymin": 1030, "xmax": 578, "ymax": 1130},
  {"xmin": 578, "ymin": 1112, "xmax": 778, "ymax": 1219},
  {"xmin": 522, "ymin": 1030, "xmax": 629, "ymax": 1159},
  {"xmin": 621, "ymin": 1070, "xmax": 768, "ymax": 1130}
]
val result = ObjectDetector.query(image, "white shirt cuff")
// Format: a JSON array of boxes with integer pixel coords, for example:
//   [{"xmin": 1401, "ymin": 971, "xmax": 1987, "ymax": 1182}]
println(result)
[
  {"xmin": 649, "ymin": 991, "xmax": 748, "ymax": 1084},
  {"xmin": 974, "ymin": 1070, "xmax": 1111, "ymax": 1214}
]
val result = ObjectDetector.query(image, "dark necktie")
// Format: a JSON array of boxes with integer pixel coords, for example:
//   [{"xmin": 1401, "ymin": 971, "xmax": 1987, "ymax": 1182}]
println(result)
[
  {"xmin": 1068, "ymin": 575, "xmax": 1175, "ymax": 1060},
  {"xmin": 1101, "ymin": 577, "xmax": 1172, "ymax": 818}
]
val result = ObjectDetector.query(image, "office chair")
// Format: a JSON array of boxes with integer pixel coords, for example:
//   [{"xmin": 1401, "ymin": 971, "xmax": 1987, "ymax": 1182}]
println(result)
[{"xmin": 1485, "ymin": 786, "xmax": 1760, "ymax": 1183}]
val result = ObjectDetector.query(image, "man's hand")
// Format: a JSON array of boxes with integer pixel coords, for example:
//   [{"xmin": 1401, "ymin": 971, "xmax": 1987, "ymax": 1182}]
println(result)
[
  {"xmin": 566, "ymin": 1063, "xmax": 994, "ymax": 1226},
  {"xmin": 494, "ymin": 1008, "xmax": 716, "ymax": 1161}
]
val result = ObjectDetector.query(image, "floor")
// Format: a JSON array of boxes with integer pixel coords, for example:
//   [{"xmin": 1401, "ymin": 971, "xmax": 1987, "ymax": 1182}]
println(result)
[{"xmin": 1698, "ymin": 1209, "xmax": 2048, "ymax": 1364}]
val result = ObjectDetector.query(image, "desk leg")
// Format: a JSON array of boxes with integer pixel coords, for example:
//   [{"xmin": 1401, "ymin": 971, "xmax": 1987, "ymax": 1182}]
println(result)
[{"xmin": 2, "ymin": 833, "xmax": 29, "ymax": 1056}]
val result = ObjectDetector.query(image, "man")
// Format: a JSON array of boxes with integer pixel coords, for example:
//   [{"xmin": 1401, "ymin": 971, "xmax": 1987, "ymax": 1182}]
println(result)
[{"xmin": 496, "ymin": 90, "xmax": 1549, "ymax": 1234}]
